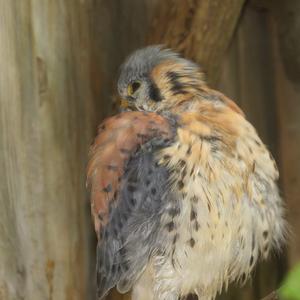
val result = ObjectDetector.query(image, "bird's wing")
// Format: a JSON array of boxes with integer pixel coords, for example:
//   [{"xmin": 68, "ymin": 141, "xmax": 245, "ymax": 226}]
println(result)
[{"xmin": 87, "ymin": 111, "xmax": 176, "ymax": 299}]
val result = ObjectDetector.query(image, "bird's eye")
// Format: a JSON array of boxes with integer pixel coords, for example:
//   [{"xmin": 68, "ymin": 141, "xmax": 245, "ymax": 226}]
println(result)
[{"xmin": 127, "ymin": 81, "xmax": 141, "ymax": 96}]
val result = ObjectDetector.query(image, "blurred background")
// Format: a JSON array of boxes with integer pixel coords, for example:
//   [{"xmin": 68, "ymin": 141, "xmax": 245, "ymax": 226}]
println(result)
[{"xmin": 0, "ymin": 0, "xmax": 299, "ymax": 299}]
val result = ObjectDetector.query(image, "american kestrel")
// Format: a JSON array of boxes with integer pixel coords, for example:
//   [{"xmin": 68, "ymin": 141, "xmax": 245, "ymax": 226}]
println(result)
[{"xmin": 87, "ymin": 46, "xmax": 286, "ymax": 300}]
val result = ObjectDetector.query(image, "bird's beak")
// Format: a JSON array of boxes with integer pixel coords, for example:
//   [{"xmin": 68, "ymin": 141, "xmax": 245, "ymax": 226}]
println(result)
[
  {"xmin": 120, "ymin": 97, "xmax": 136, "ymax": 111},
  {"xmin": 120, "ymin": 99, "xmax": 130, "ymax": 109}
]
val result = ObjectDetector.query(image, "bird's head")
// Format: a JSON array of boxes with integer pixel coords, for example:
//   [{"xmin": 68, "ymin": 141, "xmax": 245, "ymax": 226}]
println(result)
[{"xmin": 117, "ymin": 45, "xmax": 205, "ymax": 112}]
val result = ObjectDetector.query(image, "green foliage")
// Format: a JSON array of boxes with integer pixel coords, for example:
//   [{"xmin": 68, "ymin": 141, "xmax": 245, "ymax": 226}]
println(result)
[{"xmin": 280, "ymin": 263, "xmax": 300, "ymax": 300}]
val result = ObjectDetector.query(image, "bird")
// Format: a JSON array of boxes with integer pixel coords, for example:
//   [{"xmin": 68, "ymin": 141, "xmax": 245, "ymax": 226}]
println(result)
[{"xmin": 87, "ymin": 45, "xmax": 286, "ymax": 300}]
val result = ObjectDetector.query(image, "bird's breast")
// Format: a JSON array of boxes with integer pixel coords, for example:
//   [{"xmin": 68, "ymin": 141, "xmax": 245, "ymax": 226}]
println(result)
[{"xmin": 151, "ymin": 108, "xmax": 284, "ymax": 298}]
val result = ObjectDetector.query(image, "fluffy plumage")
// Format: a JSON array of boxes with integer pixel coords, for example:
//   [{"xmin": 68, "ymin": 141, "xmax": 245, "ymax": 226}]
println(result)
[{"xmin": 87, "ymin": 46, "xmax": 286, "ymax": 300}]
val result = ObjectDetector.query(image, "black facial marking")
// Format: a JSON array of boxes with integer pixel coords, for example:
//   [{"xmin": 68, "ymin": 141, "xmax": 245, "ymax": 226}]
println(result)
[
  {"xmin": 167, "ymin": 71, "xmax": 188, "ymax": 95},
  {"xmin": 149, "ymin": 80, "xmax": 164, "ymax": 102},
  {"xmin": 167, "ymin": 71, "xmax": 181, "ymax": 82},
  {"xmin": 173, "ymin": 85, "xmax": 188, "ymax": 95}
]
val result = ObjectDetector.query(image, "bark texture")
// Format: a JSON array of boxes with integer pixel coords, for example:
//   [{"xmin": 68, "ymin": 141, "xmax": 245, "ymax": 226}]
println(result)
[
  {"xmin": 148, "ymin": 0, "xmax": 246, "ymax": 84},
  {"xmin": 0, "ymin": 1, "xmax": 95, "ymax": 299},
  {"xmin": 271, "ymin": 0, "xmax": 300, "ymax": 266},
  {"xmin": 217, "ymin": 6, "xmax": 285, "ymax": 299}
]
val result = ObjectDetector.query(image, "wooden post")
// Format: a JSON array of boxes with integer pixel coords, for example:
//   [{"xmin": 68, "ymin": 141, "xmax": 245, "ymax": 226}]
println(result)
[
  {"xmin": 0, "ymin": 1, "xmax": 95, "ymax": 299},
  {"xmin": 148, "ymin": 0, "xmax": 245, "ymax": 85},
  {"xmin": 271, "ymin": 0, "xmax": 300, "ymax": 266},
  {"xmin": 217, "ymin": 5, "xmax": 285, "ymax": 299}
]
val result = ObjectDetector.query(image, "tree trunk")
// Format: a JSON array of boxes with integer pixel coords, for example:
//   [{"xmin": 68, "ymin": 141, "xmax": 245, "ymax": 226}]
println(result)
[
  {"xmin": 271, "ymin": 0, "xmax": 300, "ymax": 266},
  {"xmin": 148, "ymin": 0, "xmax": 245, "ymax": 85},
  {"xmin": 217, "ymin": 6, "xmax": 286, "ymax": 299},
  {"xmin": 0, "ymin": 1, "xmax": 95, "ymax": 299}
]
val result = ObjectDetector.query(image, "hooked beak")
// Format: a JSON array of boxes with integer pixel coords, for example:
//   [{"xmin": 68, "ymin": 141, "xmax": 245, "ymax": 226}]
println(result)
[
  {"xmin": 120, "ymin": 99, "xmax": 130, "ymax": 109},
  {"xmin": 120, "ymin": 97, "xmax": 136, "ymax": 110}
]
